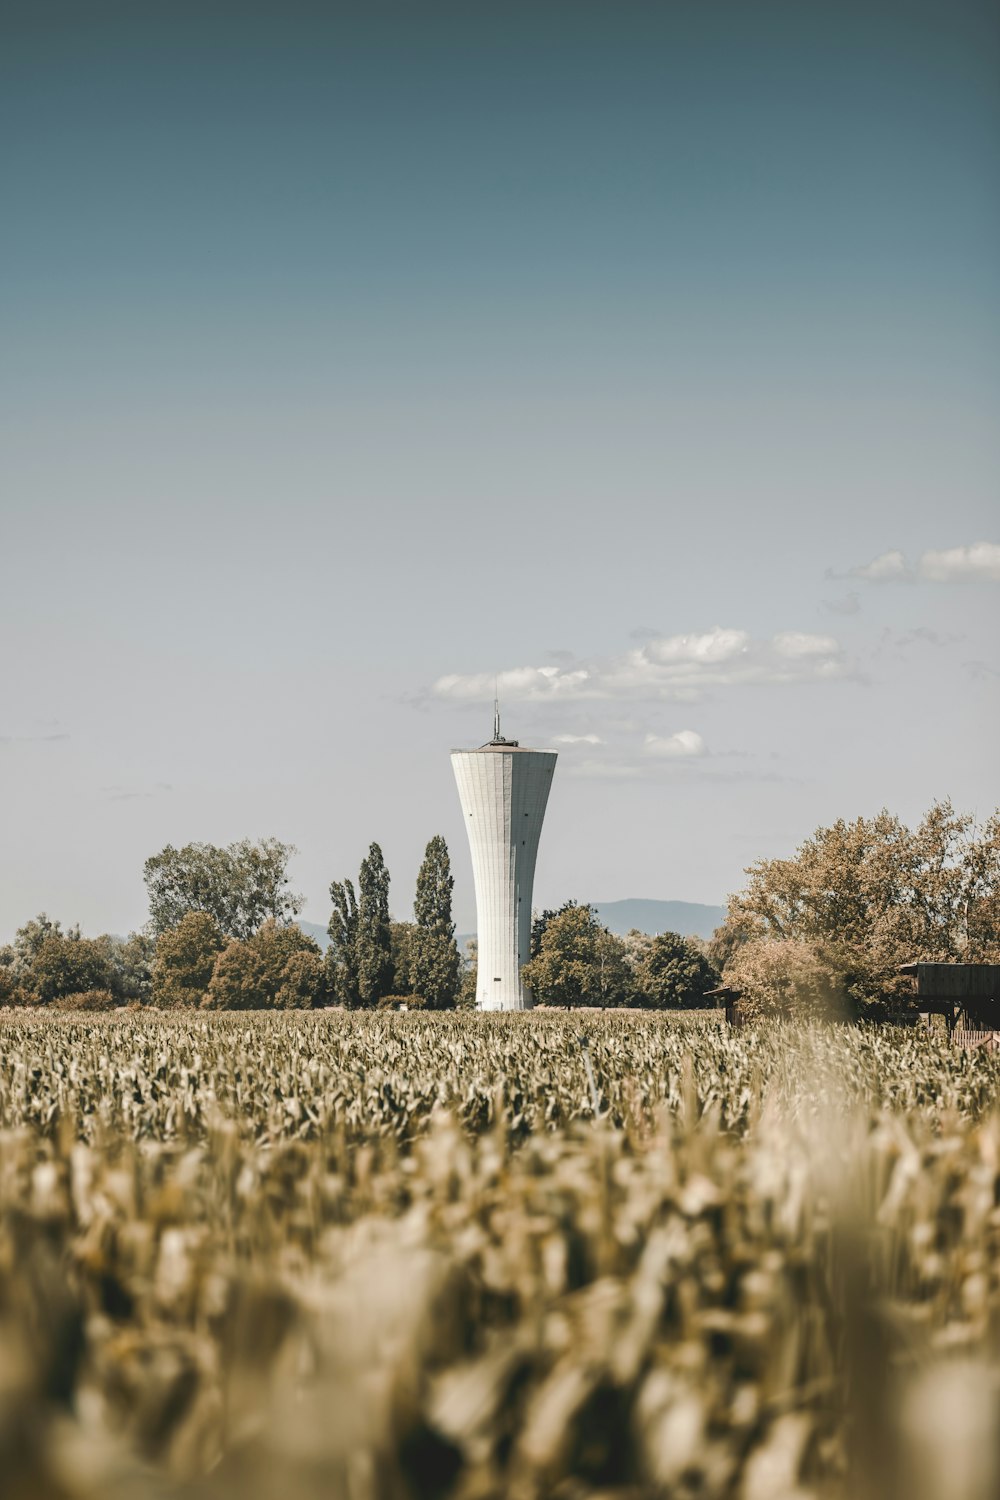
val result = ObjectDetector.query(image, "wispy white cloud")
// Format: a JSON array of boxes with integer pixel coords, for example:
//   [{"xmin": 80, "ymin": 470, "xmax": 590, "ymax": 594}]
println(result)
[
  {"xmin": 918, "ymin": 541, "xmax": 1000, "ymax": 583},
  {"xmin": 849, "ymin": 549, "xmax": 911, "ymax": 582},
  {"xmin": 432, "ymin": 626, "xmax": 850, "ymax": 705},
  {"xmin": 642, "ymin": 628, "xmax": 750, "ymax": 665},
  {"xmin": 772, "ymin": 631, "xmax": 839, "ymax": 658},
  {"xmin": 545, "ymin": 721, "xmax": 799, "ymax": 783},
  {"xmin": 643, "ymin": 729, "xmax": 707, "ymax": 758},
  {"xmin": 552, "ymin": 733, "xmax": 603, "ymax": 745},
  {"xmin": 836, "ymin": 541, "xmax": 1000, "ymax": 586}
]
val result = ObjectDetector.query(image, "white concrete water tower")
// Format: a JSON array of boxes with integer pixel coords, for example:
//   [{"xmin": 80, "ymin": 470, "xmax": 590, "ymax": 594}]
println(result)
[{"xmin": 451, "ymin": 710, "xmax": 557, "ymax": 1011}]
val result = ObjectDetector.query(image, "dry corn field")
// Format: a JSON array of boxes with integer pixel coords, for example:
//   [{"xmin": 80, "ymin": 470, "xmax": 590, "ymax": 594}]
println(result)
[{"xmin": 2, "ymin": 1012, "xmax": 1000, "ymax": 1500}]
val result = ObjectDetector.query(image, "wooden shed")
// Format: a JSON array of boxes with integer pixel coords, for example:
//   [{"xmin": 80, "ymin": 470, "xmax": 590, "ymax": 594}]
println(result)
[
  {"xmin": 704, "ymin": 985, "xmax": 745, "ymax": 1027},
  {"xmin": 899, "ymin": 963, "xmax": 1000, "ymax": 1032}
]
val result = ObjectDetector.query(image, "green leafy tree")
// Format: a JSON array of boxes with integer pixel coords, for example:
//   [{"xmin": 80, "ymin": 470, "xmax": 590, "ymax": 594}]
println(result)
[
  {"xmin": 205, "ymin": 920, "xmax": 324, "ymax": 1010},
  {"xmin": 356, "ymin": 843, "xmax": 394, "ymax": 1007},
  {"xmin": 407, "ymin": 929, "xmax": 461, "ymax": 1010},
  {"xmin": 52, "ymin": 988, "xmax": 118, "ymax": 1012},
  {"xmin": 327, "ymin": 878, "xmax": 360, "ymax": 1006},
  {"xmin": 414, "ymin": 835, "xmax": 455, "ymax": 935},
  {"xmin": 522, "ymin": 904, "xmax": 631, "ymax": 1008},
  {"xmin": 106, "ymin": 932, "xmax": 157, "ymax": 1005},
  {"xmin": 326, "ymin": 846, "xmax": 397, "ymax": 1010},
  {"xmin": 591, "ymin": 927, "xmax": 633, "ymax": 1008},
  {"xmin": 705, "ymin": 916, "xmax": 755, "ymax": 975},
  {"xmin": 458, "ymin": 937, "xmax": 478, "ymax": 1009},
  {"xmin": 277, "ymin": 948, "xmax": 328, "ymax": 1010},
  {"xmin": 409, "ymin": 836, "xmax": 461, "ymax": 1009},
  {"xmin": 11, "ymin": 914, "xmax": 77, "ymax": 977},
  {"xmin": 619, "ymin": 928, "xmax": 652, "ymax": 976},
  {"xmin": 0, "ymin": 965, "xmax": 25, "ymax": 1006},
  {"xmin": 143, "ymin": 839, "xmax": 303, "ymax": 940},
  {"xmin": 388, "ymin": 921, "xmax": 416, "ymax": 989},
  {"xmin": 631, "ymin": 930, "xmax": 720, "ymax": 1009},
  {"xmin": 1, "ymin": 918, "xmax": 59, "ymax": 1003},
  {"xmin": 204, "ymin": 939, "xmax": 267, "ymax": 1011},
  {"xmin": 530, "ymin": 901, "xmax": 582, "ymax": 958},
  {"xmin": 4, "ymin": 917, "xmax": 154, "ymax": 1006},
  {"xmin": 376, "ymin": 993, "xmax": 426, "ymax": 1011},
  {"xmin": 29, "ymin": 934, "xmax": 116, "ymax": 1005},
  {"xmin": 963, "ymin": 816, "xmax": 1000, "ymax": 954},
  {"xmin": 151, "ymin": 912, "xmax": 226, "ymax": 1008}
]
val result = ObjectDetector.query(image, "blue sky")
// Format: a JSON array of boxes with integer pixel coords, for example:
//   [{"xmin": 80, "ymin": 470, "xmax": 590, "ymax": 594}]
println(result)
[{"xmin": 2, "ymin": 0, "xmax": 998, "ymax": 937}]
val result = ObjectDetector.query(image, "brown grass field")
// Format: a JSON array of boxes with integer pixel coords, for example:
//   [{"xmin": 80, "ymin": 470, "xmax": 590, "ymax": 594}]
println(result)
[{"xmin": 2, "ymin": 1010, "xmax": 999, "ymax": 1500}]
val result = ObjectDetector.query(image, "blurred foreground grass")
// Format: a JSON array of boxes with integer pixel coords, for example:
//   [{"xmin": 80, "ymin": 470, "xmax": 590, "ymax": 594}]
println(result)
[{"xmin": 2, "ymin": 1012, "xmax": 1000, "ymax": 1499}]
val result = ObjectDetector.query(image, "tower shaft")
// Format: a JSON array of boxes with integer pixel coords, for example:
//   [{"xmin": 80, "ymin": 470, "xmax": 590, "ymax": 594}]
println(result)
[{"xmin": 451, "ymin": 744, "xmax": 556, "ymax": 1011}]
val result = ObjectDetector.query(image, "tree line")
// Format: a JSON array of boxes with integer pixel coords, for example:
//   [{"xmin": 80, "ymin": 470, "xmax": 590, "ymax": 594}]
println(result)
[
  {"xmin": 0, "ymin": 835, "xmax": 467, "ymax": 1012},
  {"xmin": 1, "ymin": 798, "xmax": 995, "ymax": 1016},
  {"xmin": 522, "ymin": 903, "xmax": 720, "ymax": 1009},
  {"xmin": 0, "ymin": 833, "xmax": 720, "ymax": 1012}
]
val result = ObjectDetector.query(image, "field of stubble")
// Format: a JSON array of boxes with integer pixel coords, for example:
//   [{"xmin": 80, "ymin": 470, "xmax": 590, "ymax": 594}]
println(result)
[{"xmin": 2, "ymin": 1010, "xmax": 999, "ymax": 1500}]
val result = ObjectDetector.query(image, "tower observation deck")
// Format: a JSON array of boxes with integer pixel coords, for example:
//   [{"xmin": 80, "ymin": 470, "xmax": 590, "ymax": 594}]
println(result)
[{"xmin": 451, "ymin": 710, "xmax": 557, "ymax": 1011}]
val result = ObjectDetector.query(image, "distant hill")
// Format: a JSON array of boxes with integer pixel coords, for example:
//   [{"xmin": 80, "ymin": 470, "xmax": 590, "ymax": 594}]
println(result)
[
  {"xmin": 299, "ymin": 920, "xmax": 330, "ymax": 950},
  {"xmin": 302, "ymin": 901, "xmax": 725, "ymax": 954},
  {"xmin": 591, "ymin": 899, "xmax": 726, "ymax": 940}
]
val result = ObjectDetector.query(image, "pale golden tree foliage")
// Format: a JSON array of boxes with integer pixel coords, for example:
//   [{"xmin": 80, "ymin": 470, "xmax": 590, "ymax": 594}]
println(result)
[
  {"xmin": 724, "ymin": 801, "xmax": 1000, "ymax": 1016},
  {"xmin": 724, "ymin": 937, "xmax": 851, "ymax": 1020}
]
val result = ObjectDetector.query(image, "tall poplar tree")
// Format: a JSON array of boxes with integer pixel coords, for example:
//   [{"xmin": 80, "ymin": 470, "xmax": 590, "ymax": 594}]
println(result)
[
  {"xmin": 409, "ymin": 836, "xmax": 461, "ymax": 1009},
  {"xmin": 356, "ymin": 843, "xmax": 394, "ymax": 1007},
  {"xmin": 327, "ymin": 878, "xmax": 360, "ymax": 1007},
  {"xmin": 414, "ymin": 835, "xmax": 455, "ymax": 937}
]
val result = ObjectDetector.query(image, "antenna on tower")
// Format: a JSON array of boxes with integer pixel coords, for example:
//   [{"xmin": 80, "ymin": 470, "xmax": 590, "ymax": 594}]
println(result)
[{"xmin": 482, "ymin": 676, "xmax": 517, "ymax": 748}]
